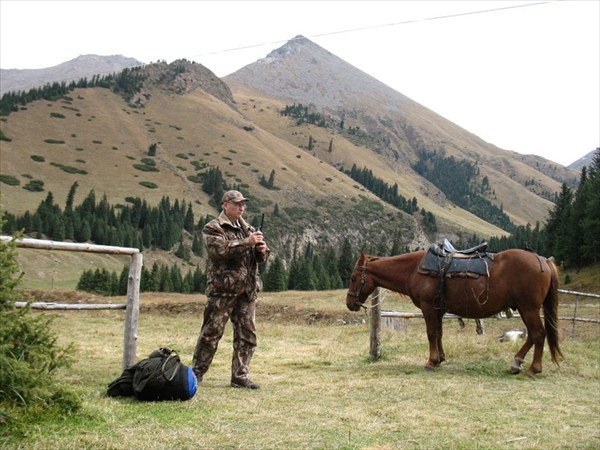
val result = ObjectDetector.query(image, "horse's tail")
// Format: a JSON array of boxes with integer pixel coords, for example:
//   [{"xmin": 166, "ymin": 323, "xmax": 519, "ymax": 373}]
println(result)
[{"xmin": 543, "ymin": 257, "xmax": 564, "ymax": 365}]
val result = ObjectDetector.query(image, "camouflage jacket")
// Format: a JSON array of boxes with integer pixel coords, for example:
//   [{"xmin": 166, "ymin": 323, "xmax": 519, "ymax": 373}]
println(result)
[{"xmin": 202, "ymin": 211, "xmax": 270, "ymax": 299}]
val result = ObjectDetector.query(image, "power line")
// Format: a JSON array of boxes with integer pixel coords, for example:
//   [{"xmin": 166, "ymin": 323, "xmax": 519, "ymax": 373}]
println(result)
[{"xmin": 195, "ymin": 1, "xmax": 553, "ymax": 57}]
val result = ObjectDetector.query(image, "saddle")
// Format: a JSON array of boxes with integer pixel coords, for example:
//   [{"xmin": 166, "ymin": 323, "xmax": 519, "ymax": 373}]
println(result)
[
  {"xmin": 420, "ymin": 239, "xmax": 493, "ymax": 278},
  {"xmin": 419, "ymin": 239, "xmax": 494, "ymax": 316}
]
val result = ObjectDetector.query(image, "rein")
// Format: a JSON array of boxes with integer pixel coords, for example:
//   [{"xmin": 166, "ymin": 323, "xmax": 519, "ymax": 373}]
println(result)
[{"xmin": 361, "ymin": 288, "xmax": 385, "ymax": 310}]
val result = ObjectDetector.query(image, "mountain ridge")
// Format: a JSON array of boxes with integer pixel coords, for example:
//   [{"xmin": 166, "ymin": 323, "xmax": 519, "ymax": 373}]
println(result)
[
  {"xmin": 225, "ymin": 36, "xmax": 577, "ymax": 226},
  {"xmin": 0, "ymin": 40, "xmax": 582, "ymax": 261},
  {"xmin": 0, "ymin": 54, "xmax": 143, "ymax": 95}
]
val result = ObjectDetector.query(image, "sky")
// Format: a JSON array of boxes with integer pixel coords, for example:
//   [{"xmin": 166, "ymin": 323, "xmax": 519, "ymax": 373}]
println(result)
[{"xmin": 1, "ymin": 1, "xmax": 598, "ymax": 167}]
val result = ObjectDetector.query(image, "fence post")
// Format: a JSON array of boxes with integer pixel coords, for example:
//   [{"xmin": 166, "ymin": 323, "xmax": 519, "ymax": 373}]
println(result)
[
  {"xmin": 123, "ymin": 252, "xmax": 143, "ymax": 369},
  {"xmin": 369, "ymin": 287, "xmax": 381, "ymax": 360},
  {"xmin": 571, "ymin": 294, "xmax": 580, "ymax": 338}
]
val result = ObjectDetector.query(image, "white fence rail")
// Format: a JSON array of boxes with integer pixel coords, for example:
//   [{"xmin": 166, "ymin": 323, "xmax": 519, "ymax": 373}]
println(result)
[{"xmin": 1, "ymin": 235, "xmax": 142, "ymax": 370}]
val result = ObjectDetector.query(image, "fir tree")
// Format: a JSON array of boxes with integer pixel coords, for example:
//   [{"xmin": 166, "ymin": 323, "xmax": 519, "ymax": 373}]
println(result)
[
  {"xmin": 338, "ymin": 238, "xmax": 354, "ymax": 286},
  {"xmin": 264, "ymin": 256, "xmax": 287, "ymax": 291}
]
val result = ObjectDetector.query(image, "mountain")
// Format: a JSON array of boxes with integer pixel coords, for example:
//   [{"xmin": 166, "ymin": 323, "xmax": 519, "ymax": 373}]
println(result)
[
  {"xmin": 0, "ymin": 54, "xmax": 143, "ymax": 95},
  {"xmin": 0, "ymin": 39, "xmax": 580, "ymax": 261},
  {"xmin": 568, "ymin": 148, "xmax": 599, "ymax": 171},
  {"xmin": 225, "ymin": 36, "xmax": 577, "ymax": 225}
]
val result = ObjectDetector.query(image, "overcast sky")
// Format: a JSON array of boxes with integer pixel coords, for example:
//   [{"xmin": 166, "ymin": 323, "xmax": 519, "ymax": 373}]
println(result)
[{"xmin": 1, "ymin": 0, "xmax": 598, "ymax": 167}]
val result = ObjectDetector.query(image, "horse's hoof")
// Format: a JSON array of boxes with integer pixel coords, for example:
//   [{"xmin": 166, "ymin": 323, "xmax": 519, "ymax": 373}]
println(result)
[
  {"xmin": 509, "ymin": 362, "xmax": 523, "ymax": 374},
  {"xmin": 526, "ymin": 367, "xmax": 541, "ymax": 378},
  {"xmin": 423, "ymin": 365, "xmax": 435, "ymax": 371},
  {"xmin": 510, "ymin": 357, "xmax": 525, "ymax": 374}
]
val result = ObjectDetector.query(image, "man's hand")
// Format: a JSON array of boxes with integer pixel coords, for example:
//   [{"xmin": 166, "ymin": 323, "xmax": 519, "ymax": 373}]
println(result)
[{"xmin": 247, "ymin": 231, "xmax": 265, "ymax": 246}]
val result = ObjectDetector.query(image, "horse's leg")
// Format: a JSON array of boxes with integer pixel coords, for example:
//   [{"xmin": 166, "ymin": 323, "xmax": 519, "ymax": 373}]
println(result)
[
  {"xmin": 511, "ymin": 310, "xmax": 545, "ymax": 376},
  {"xmin": 475, "ymin": 319, "xmax": 484, "ymax": 335},
  {"xmin": 457, "ymin": 317, "xmax": 466, "ymax": 329},
  {"xmin": 421, "ymin": 305, "xmax": 444, "ymax": 370},
  {"xmin": 437, "ymin": 325, "xmax": 445, "ymax": 365},
  {"xmin": 510, "ymin": 335, "xmax": 532, "ymax": 374}
]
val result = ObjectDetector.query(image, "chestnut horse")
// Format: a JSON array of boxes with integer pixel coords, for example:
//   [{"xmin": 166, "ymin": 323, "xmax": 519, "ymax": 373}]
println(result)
[{"xmin": 346, "ymin": 249, "xmax": 563, "ymax": 376}]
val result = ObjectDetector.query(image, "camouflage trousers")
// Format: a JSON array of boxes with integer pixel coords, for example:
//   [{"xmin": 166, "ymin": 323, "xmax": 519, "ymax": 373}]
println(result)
[{"xmin": 192, "ymin": 293, "xmax": 257, "ymax": 381}]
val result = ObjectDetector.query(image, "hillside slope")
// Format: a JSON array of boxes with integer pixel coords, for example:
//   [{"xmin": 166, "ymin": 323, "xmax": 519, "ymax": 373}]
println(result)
[
  {"xmin": 0, "ymin": 44, "xmax": 577, "ymax": 262},
  {"xmin": 225, "ymin": 36, "xmax": 578, "ymax": 227},
  {"xmin": 0, "ymin": 62, "xmax": 441, "ymax": 258}
]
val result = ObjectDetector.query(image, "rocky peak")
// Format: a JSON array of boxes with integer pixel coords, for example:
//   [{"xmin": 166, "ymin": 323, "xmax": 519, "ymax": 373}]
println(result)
[{"xmin": 129, "ymin": 59, "xmax": 237, "ymax": 110}]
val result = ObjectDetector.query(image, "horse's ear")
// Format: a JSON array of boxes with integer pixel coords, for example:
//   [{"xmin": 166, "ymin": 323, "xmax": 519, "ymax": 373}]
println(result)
[{"xmin": 359, "ymin": 252, "xmax": 366, "ymax": 263}]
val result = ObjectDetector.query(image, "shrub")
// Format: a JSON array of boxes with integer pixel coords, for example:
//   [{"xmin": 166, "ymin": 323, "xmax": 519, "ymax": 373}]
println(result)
[
  {"xmin": 0, "ymin": 174, "xmax": 20, "ymax": 186},
  {"xmin": 0, "ymin": 130, "xmax": 12, "ymax": 142},
  {"xmin": 44, "ymin": 139, "xmax": 65, "ymax": 144},
  {"xmin": 139, "ymin": 181, "xmax": 158, "ymax": 189},
  {"xmin": 23, "ymin": 180, "xmax": 44, "ymax": 192},
  {"xmin": 30, "ymin": 155, "xmax": 45, "ymax": 162},
  {"xmin": 0, "ymin": 234, "xmax": 81, "ymax": 427},
  {"xmin": 50, "ymin": 162, "xmax": 88, "ymax": 175},
  {"xmin": 50, "ymin": 112, "xmax": 65, "ymax": 119},
  {"xmin": 133, "ymin": 164, "xmax": 159, "ymax": 172}
]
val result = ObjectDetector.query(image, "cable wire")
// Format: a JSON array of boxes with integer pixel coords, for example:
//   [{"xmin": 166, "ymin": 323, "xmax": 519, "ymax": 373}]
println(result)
[{"xmin": 194, "ymin": 1, "xmax": 553, "ymax": 57}]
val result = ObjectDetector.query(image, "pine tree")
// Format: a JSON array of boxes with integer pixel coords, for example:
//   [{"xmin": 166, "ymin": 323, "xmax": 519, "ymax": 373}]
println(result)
[
  {"xmin": 118, "ymin": 265, "xmax": 129, "ymax": 295},
  {"xmin": 65, "ymin": 181, "xmax": 79, "ymax": 214},
  {"xmin": 268, "ymin": 170, "xmax": 276, "ymax": 188},
  {"xmin": 295, "ymin": 258, "xmax": 316, "ymax": 290},
  {"xmin": 564, "ymin": 167, "xmax": 588, "ymax": 266},
  {"xmin": 581, "ymin": 149, "xmax": 600, "ymax": 262},
  {"xmin": 545, "ymin": 183, "xmax": 574, "ymax": 261},
  {"xmin": 183, "ymin": 202, "xmax": 195, "ymax": 233},
  {"xmin": 338, "ymin": 238, "xmax": 354, "ymax": 286},
  {"xmin": 192, "ymin": 234, "xmax": 204, "ymax": 257},
  {"xmin": 264, "ymin": 256, "xmax": 287, "ymax": 291},
  {"xmin": 193, "ymin": 265, "xmax": 206, "ymax": 293}
]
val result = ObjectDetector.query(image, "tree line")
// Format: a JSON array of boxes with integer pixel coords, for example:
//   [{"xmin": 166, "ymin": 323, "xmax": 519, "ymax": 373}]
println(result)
[
  {"xmin": 77, "ymin": 261, "xmax": 206, "ymax": 296},
  {"xmin": 0, "ymin": 67, "xmax": 146, "ymax": 117},
  {"xmin": 344, "ymin": 164, "xmax": 419, "ymax": 214},
  {"xmin": 4, "ymin": 150, "xmax": 598, "ymax": 295},
  {"xmin": 280, "ymin": 103, "xmax": 329, "ymax": 128},
  {"xmin": 1, "ymin": 182, "xmax": 205, "ymax": 253},
  {"xmin": 413, "ymin": 150, "xmax": 515, "ymax": 232},
  {"xmin": 475, "ymin": 149, "xmax": 599, "ymax": 268}
]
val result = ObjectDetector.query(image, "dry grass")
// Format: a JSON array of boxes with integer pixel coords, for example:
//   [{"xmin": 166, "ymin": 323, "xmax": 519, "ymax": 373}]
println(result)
[
  {"xmin": 5, "ymin": 290, "xmax": 599, "ymax": 449},
  {"xmin": 0, "ymin": 82, "xmax": 560, "ymax": 237}
]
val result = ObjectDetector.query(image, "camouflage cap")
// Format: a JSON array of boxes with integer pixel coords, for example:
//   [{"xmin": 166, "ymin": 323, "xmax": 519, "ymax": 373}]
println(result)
[{"xmin": 222, "ymin": 190, "xmax": 248, "ymax": 203}]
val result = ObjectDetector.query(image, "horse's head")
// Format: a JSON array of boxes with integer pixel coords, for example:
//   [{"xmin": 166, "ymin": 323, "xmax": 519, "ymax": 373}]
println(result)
[{"xmin": 346, "ymin": 253, "xmax": 376, "ymax": 311}]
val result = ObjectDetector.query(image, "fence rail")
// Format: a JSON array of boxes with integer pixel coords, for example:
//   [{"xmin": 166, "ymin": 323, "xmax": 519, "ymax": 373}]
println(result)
[
  {"xmin": 2, "ymin": 235, "xmax": 142, "ymax": 370},
  {"xmin": 15, "ymin": 302, "xmax": 126, "ymax": 310}
]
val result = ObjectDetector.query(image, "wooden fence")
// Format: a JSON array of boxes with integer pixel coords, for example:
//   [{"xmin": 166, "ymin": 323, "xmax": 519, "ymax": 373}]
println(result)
[
  {"xmin": 368, "ymin": 287, "xmax": 600, "ymax": 360},
  {"xmin": 1, "ymin": 235, "xmax": 143, "ymax": 370}
]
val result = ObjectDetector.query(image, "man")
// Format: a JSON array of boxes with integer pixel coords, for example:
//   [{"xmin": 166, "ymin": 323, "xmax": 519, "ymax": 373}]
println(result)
[{"xmin": 192, "ymin": 190, "xmax": 270, "ymax": 389}]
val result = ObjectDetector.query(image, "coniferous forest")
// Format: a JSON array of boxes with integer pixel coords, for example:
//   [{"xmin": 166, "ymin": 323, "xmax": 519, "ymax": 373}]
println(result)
[{"xmin": 2, "ymin": 150, "xmax": 598, "ymax": 294}]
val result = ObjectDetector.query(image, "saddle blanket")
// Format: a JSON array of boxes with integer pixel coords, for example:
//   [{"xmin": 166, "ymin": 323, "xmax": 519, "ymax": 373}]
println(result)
[{"xmin": 419, "ymin": 250, "xmax": 494, "ymax": 278}]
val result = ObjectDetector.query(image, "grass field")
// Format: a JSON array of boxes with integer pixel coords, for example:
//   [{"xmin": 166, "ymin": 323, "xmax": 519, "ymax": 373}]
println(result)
[{"xmin": 4, "ymin": 289, "xmax": 599, "ymax": 449}]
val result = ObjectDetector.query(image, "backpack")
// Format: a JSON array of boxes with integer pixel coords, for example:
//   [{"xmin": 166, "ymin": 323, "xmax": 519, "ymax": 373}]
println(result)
[{"xmin": 107, "ymin": 348, "xmax": 197, "ymax": 401}]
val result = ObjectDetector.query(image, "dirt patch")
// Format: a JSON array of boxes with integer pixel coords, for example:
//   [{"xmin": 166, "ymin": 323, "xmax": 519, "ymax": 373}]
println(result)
[
  {"xmin": 141, "ymin": 300, "xmax": 358, "ymax": 325},
  {"xmin": 20, "ymin": 289, "xmax": 361, "ymax": 325}
]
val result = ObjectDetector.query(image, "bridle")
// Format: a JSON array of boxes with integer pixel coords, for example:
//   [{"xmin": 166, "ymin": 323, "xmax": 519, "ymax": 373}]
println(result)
[
  {"xmin": 346, "ymin": 260, "xmax": 385, "ymax": 310},
  {"xmin": 346, "ymin": 265, "xmax": 367, "ymax": 300}
]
